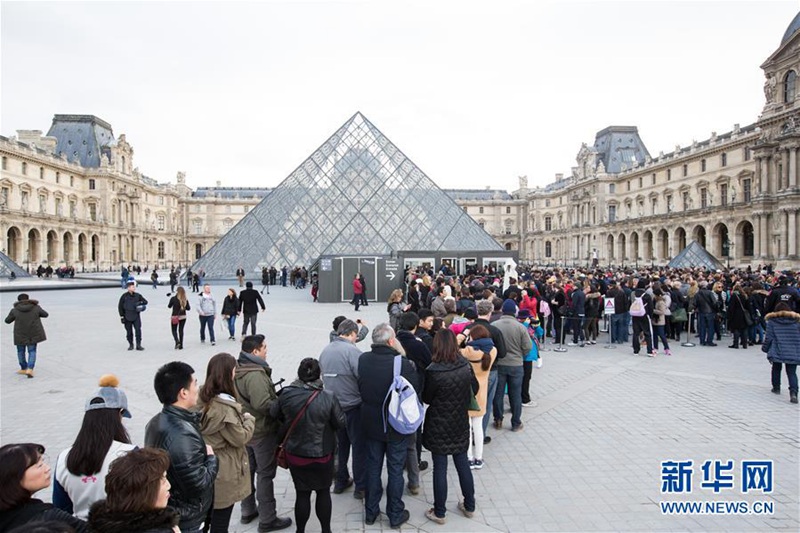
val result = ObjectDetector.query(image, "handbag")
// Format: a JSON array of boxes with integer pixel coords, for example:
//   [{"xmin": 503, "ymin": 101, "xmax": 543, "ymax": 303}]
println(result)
[
  {"xmin": 670, "ymin": 307, "xmax": 688, "ymax": 323},
  {"xmin": 275, "ymin": 390, "xmax": 320, "ymax": 469},
  {"xmin": 739, "ymin": 297, "xmax": 754, "ymax": 327},
  {"xmin": 170, "ymin": 315, "xmax": 180, "ymax": 325},
  {"xmin": 468, "ymin": 393, "xmax": 481, "ymax": 411}
]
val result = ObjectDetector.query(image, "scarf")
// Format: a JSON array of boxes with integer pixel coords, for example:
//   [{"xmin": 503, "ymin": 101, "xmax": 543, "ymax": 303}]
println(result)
[{"xmin": 467, "ymin": 337, "xmax": 494, "ymax": 355}]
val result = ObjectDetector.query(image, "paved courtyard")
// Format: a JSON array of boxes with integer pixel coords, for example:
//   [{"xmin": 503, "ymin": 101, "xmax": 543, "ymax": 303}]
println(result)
[{"xmin": 1, "ymin": 279, "xmax": 798, "ymax": 532}]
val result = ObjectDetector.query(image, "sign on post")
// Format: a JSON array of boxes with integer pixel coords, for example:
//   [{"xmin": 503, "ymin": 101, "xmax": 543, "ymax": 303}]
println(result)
[{"xmin": 604, "ymin": 297, "xmax": 616, "ymax": 315}]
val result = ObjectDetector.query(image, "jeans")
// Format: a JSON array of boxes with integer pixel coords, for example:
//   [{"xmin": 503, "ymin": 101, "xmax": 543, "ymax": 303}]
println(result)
[
  {"xmin": 124, "ymin": 317, "xmax": 142, "ymax": 346},
  {"xmin": 241, "ymin": 434, "xmax": 279, "ymax": 527},
  {"xmin": 772, "ymin": 362, "xmax": 799, "ymax": 393},
  {"xmin": 430, "ymin": 452, "xmax": 475, "ymax": 519},
  {"xmin": 364, "ymin": 437, "xmax": 407, "ymax": 525},
  {"xmin": 493, "ymin": 365, "xmax": 523, "ymax": 429},
  {"xmin": 653, "ymin": 324, "xmax": 669, "ymax": 351},
  {"xmin": 481, "ymin": 369, "xmax": 498, "ymax": 434},
  {"xmin": 749, "ymin": 321, "xmax": 765, "ymax": 344},
  {"xmin": 199, "ymin": 315, "xmax": 216, "ymax": 343},
  {"xmin": 698, "ymin": 312, "xmax": 715, "ymax": 345},
  {"xmin": 225, "ymin": 315, "xmax": 237, "ymax": 338},
  {"xmin": 16, "ymin": 344, "xmax": 37, "ymax": 370},
  {"xmin": 521, "ymin": 361, "xmax": 533, "ymax": 404},
  {"xmin": 242, "ymin": 313, "xmax": 258, "ymax": 336},
  {"xmin": 405, "ymin": 433, "xmax": 420, "ymax": 488},
  {"xmin": 572, "ymin": 315, "xmax": 586, "ymax": 344},
  {"xmin": 631, "ymin": 317, "xmax": 653, "ymax": 354},
  {"xmin": 335, "ymin": 406, "xmax": 366, "ymax": 492},
  {"xmin": 731, "ymin": 328, "xmax": 748, "ymax": 348},
  {"xmin": 610, "ymin": 313, "xmax": 626, "ymax": 343},
  {"xmin": 352, "ymin": 293, "xmax": 361, "ymax": 311}
]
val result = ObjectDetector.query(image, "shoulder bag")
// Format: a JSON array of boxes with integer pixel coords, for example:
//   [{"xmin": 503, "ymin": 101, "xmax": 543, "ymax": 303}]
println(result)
[{"xmin": 275, "ymin": 390, "xmax": 320, "ymax": 469}]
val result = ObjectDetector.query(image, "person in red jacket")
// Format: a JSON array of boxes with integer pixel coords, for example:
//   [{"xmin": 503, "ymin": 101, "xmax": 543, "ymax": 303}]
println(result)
[{"xmin": 351, "ymin": 274, "xmax": 363, "ymax": 311}]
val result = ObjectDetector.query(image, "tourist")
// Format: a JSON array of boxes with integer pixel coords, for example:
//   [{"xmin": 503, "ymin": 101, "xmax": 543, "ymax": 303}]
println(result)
[
  {"xmin": 53, "ymin": 375, "xmax": 136, "ymax": 519},
  {"xmin": 150, "ymin": 269, "xmax": 159, "ymax": 290},
  {"xmin": 517, "ymin": 311, "xmax": 543, "ymax": 406},
  {"xmin": 167, "ymin": 286, "xmax": 190, "ymax": 350},
  {"xmin": 472, "ymin": 299, "xmax": 506, "ymax": 443},
  {"xmin": 350, "ymin": 274, "xmax": 363, "ymax": 311},
  {"xmin": 169, "ymin": 268, "xmax": 178, "ymax": 293},
  {"xmin": 727, "ymin": 284, "xmax": 750, "ymax": 349},
  {"xmin": 492, "ymin": 299, "xmax": 531, "ymax": 431},
  {"xmin": 386, "ymin": 289, "xmax": 407, "ymax": 332},
  {"xmin": 199, "ymin": 353, "xmax": 256, "ymax": 533},
  {"xmin": 763, "ymin": 302, "xmax": 800, "ymax": 404},
  {"xmin": 765, "ymin": 275, "xmax": 800, "ymax": 313},
  {"xmin": 748, "ymin": 281, "xmax": 768, "ymax": 345},
  {"xmin": 422, "ymin": 329, "xmax": 476, "ymax": 524},
  {"xmin": 235, "ymin": 335, "xmax": 292, "ymax": 531},
  {"xmin": 358, "ymin": 273, "xmax": 369, "ymax": 306},
  {"xmin": 695, "ymin": 281, "xmax": 717, "ymax": 346},
  {"xmin": 407, "ymin": 281, "xmax": 421, "ymax": 313},
  {"xmin": 238, "ymin": 281, "xmax": 265, "ymax": 337},
  {"xmin": 328, "ymin": 315, "xmax": 369, "ymax": 343},
  {"xmin": 144, "ymin": 361, "xmax": 218, "ymax": 533},
  {"xmin": 0, "ymin": 443, "xmax": 87, "ymax": 532},
  {"xmin": 568, "ymin": 283, "xmax": 587, "ymax": 347},
  {"xmin": 198, "ymin": 284, "xmax": 217, "ymax": 346},
  {"xmin": 118, "ymin": 279, "xmax": 148, "ymax": 351},
  {"xmin": 236, "ymin": 266, "xmax": 245, "ymax": 288},
  {"xmin": 87, "ymin": 447, "xmax": 180, "ymax": 533},
  {"xmin": 319, "ymin": 319, "xmax": 366, "ymax": 498},
  {"xmin": 631, "ymin": 279, "xmax": 655, "ymax": 356},
  {"xmin": 358, "ymin": 323, "xmax": 418, "ymax": 529},
  {"xmin": 651, "ymin": 288, "xmax": 672, "ymax": 356},
  {"xmin": 221, "ymin": 288, "xmax": 240, "ymax": 341},
  {"xmin": 458, "ymin": 324, "xmax": 496, "ymax": 469},
  {"xmin": 271, "ymin": 358, "xmax": 345, "ymax": 533},
  {"xmin": 4, "ymin": 292, "xmax": 49, "ymax": 378},
  {"xmin": 584, "ymin": 284, "xmax": 601, "ymax": 344},
  {"xmin": 416, "ymin": 309, "xmax": 435, "ymax": 352}
]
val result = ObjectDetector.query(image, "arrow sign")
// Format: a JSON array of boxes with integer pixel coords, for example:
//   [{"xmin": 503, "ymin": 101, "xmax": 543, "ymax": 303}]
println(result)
[{"xmin": 385, "ymin": 271, "xmax": 396, "ymax": 281}]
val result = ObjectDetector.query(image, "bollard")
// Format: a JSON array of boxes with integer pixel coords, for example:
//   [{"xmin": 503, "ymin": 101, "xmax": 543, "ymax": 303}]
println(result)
[
  {"xmin": 553, "ymin": 315, "xmax": 568, "ymax": 352},
  {"xmin": 681, "ymin": 311, "xmax": 696, "ymax": 347}
]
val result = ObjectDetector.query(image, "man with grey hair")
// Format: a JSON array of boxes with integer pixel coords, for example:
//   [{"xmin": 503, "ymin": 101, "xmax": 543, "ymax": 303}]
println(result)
[
  {"xmin": 319, "ymin": 319, "xmax": 366, "ymax": 498},
  {"xmin": 357, "ymin": 323, "xmax": 417, "ymax": 529}
]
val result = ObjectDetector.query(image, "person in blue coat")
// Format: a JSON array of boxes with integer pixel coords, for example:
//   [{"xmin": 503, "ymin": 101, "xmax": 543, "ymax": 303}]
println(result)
[{"xmin": 762, "ymin": 302, "xmax": 800, "ymax": 404}]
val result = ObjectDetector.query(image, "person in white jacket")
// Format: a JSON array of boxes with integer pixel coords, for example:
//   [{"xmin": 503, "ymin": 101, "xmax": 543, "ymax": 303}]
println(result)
[{"xmin": 198, "ymin": 284, "xmax": 217, "ymax": 346}]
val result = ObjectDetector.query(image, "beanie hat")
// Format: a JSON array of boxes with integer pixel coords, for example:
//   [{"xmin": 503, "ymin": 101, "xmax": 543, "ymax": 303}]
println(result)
[
  {"xmin": 86, "ymin": 374, "xmax": 131, "ymax": 418},
  {"xmin": 501, "ymin": 299, "xmax": 518, "ymax": 316}
]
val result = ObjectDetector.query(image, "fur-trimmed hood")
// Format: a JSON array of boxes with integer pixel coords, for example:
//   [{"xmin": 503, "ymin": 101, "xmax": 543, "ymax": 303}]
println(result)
[
  {"xmin": 88, "ymin": 500, "xmax": 179, "ymax": 533},
  {"xmin": 765, "ymin": 310, "xmax": 800, "ymax": 322}
]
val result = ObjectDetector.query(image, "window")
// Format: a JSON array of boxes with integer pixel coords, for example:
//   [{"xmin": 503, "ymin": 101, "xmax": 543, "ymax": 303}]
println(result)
[
  {"xmin": 479, "ymin": 207, "xmax": 484, "ymax": 214},
  {"xmin": 505, "ymin": 243, "xmax": 513, "ymax": 251},
  {"xmin": 666, "ymin": 195, "xmax": 673, "ymax": 212},
  {"xmin": 701, "ymin": 188, "xmax": 708, "ymax": 208},
  {"xmin": 478, "ymin": 221, "xmax": 485, "ymax": 229},
  {"xmin": 506, "ymin": 206, "xmax": 511, "ymax": 214},
  {"xmin": 785, "ymin": 70, "xmax": 796, "ymax": 103},
  {"xmin": 627, "ymin": 180, "xmax": 631, "ymax": 191},
  {"xmin": 545, "ymin": 241, "xmax": 552, "ymax": 258},
  {"xmin": 683, "ymin": 191, "xmax": 690, "ymax": 211},
  {"xmin": 55, "ymin": 172, "xmax": 60, "ymax": 184},
  {"xmin": 69, "ymin": 200, "xmax": 76, "ymax": 218},
  {"xmin": 701, "ymin": 159, "xmax": 706, "ymax": 172},
  {"xmin": 1, "ymin": 187, "xmax": 9, "ymax": 207},
  {"xmin": 159, "ymin": 196, "xmax": 164, "ymax": 205},
  {"xmin": 55, "ymin": 198, "xmax": 62, "ymax": 216},
  {"xmin": 652, "ymin": 174, "xmax": 656, "ymax": 185},
  {"xmin": 720, "ymin": 184, "xmax": 728, "ymax": 206},
  {"xmin": 667, "ymin": 169, "xmax": 672, "ymax": 181},
  {"xmin": 683, "ymin": 164, "xmax": 688, "ymax": 177},
  {"xmin": 88, "ymin": 179, "xmax": 96, "ymax": 190},
  {"xmin": 638, "ymin": 177, "xmax": 643, "ymax": 188},
  {"xmin": 193, "ymin": 220, "xmax": 202, "ymax": 235},
  {"xmin": 70, "ymin": 176, "xmax": 74, "ymax": 187},
  {"xmin": 39, "ymin": 167, "xmax": 44, "ymax": 179},
  {"xmin": 744, "ymin": 146, "xmax": 751, "ymax": 161},
  {"xmin": 1, "ymin": 156, "xmax": 6, "ymax": 170},
  {"xmin": 608, "ymin": 205, "xmax": 616, "ymax": 223},
  {"xmin": 21, "ymin": 191, "xmax": 29, "ymax": 210},
  {"xmin": 609, "ymin": 183, "xmax": 616, "ymax": 194},
  {"xmin": 721, "ymin": 153, "xmax": 727, "ymax": 167},
  {"xmin": 545, "ymin": 216, "xmax": 552, "ymax": 231},
  {"xmin": 88, "ymin": 203, "xmax": 97, "ymax": 221},
  {"xmin": 462, "ymin": 206, "xmax": 467, "ymax": 212},
  {"xmin": 504, "ymin": 220, "xmax": 512, "ymax": 235},
  {"xmin": 743, "ymin": 178, "xmax": 752, "ymax": 202},
  {"xmin": 158, "ymin": 241, "xmax": 165, "ymax": 260},
  {"xmin": 545, "ymin": 199, "xmax": 551, "ymax": 207},
  {"xmin": 651, "ymin": 198, "xmax": 657, "ymax": 214},
  {"xmin": 38, "ymin": 194, "xmax": 46, "ymax": 212},
  {"xmin": 21, "ymin": 162, "xmax": 27, "ymax": 175},
  {"xmin": 157, "ymin": 214, "xmax": 165, "ymax": 230}
]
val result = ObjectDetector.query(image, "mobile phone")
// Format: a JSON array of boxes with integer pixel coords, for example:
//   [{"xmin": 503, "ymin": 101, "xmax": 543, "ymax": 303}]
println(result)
[{"xmin": 357, "ymin": 319, "xmax": 362, "ymax": 324}]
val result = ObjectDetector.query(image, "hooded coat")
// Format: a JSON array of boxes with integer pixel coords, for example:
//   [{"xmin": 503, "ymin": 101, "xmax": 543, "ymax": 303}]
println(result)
[
  {"xmin": 5, "ymin": 298, "xmax": 48, "ymax": 345},
  {"xmin": 421, "ymin": 357, "xmax": 477, "ymax": 455},
  {"xmin": 762, "ymin": 310, "xmax": 800, "ymax": 365},
  {"xmin": 234, "ymin": 352, "xmax": 279, "ymax": 439},
  {"xmin": 87, "ymin": 500, "xmax": 179, "ymax": 533}
]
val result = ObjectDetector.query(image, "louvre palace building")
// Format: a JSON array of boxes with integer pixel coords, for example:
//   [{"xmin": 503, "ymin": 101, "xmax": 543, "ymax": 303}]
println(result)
[{"xmin": 2, "ymin": 12, "xmax": 800, "ymax": 273}]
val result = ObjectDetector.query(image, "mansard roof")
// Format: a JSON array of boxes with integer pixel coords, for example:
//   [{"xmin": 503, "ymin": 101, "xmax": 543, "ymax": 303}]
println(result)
[
  {"xmin": 46, "ymin": 115, "xmax": 114, "ymax": 167},
  {"xmin": 592, "ymin": 126, "xmax": 650, "ymax": 174}
]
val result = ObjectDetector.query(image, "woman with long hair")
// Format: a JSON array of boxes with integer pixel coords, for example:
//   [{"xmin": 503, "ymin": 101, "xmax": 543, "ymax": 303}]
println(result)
[
  {"xmin": 422, "ymin": 329, "xmax": 477, "ymax": 524},
  {"xmin": 167, "ymin": 286, "xmax": 190, "ymax": 349},
  {"xmin": 458, "ymin": 324, "xmax": 496, "ymax": 470},
  {"xmin": 221, "ymin": 288, "xmax": 239, "ymax": 341},
  {"xmin": 87, "ymin": 447, "xmax": 180, "ymax": 533},
  {"xmin": 727, "ymin": 284, "xmax": 749, "ymax": 349},
  {"xmin": 53, "ymin": 375, "xmax": 136, "ymax": 520},
  {"xmin": 386, "ymin": 289, "xmax": 406, "ymax": 332},
  {"xmin": 199, "ymin": 353, "xmax": 255, "ymax": 533},
  {"xmin": 271, "ymin": 358, "xmax": 345, "ymax": 533},
  {"xmin": 0, "ymin": 443, "xmax": 87, "ymax": 531}
]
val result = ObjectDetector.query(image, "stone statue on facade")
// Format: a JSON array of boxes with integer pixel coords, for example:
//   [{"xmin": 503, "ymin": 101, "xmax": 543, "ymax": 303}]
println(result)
[{"xmin": 764, "ymin": 74, "xmax": 777, "ymax": 104}]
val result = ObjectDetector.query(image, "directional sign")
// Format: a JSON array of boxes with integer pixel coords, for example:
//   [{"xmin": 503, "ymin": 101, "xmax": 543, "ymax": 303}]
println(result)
[
  {"xmin": 386, "ymin": 271, "xmax": 396, "ymax": 281},
  {"xmin": 603, "ymin": 297, "xmax": 616, "ymax": 315},
  {"xmin": 385, "ymin": 260, "xmax": 399, "ymax": 271}
]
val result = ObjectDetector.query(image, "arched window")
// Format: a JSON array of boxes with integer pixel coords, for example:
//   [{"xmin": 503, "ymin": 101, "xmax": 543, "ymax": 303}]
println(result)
[
  {"xmin": 505, "ymin": 243, "xmax": 512, "ymax": 251},
  {"xmin": 785, "ymin": 70, "xmax": 796, "ymax": 103}
]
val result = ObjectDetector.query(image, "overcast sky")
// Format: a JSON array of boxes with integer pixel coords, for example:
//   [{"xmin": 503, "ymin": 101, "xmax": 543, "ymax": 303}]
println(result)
[{"xmin": 2, "ymin": 1, "xmax": 798, "ymax": 191}]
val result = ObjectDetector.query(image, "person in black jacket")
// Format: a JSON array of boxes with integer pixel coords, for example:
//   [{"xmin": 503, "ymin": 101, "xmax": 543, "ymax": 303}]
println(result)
[
  {"xmin": 144, "ymin": 362, "xmax": 218, "ymax": 533},
  {"xmin": 5, "ymin": 292, "xmax": 48, "ymax": 378},
  {"xmin": 421, "ymin": 329, "xmax": 477, "ymax": 524},
  {"xmin": 473, "ymin": 299, "xmax": 506, "ymax": 444},
  {"xmin": 238, "ymin": 282, "xmax": 265, "ymax": 337},
  {"xmin": 271, "ymin": 358, "xmax": 345, "ymax": 533},
  {"xmin": 118, "ymin": 279, "xmax": 148, "ymax": 351},
  {"xmin": 765, "ymin": 276, "xmax": 800, "ymax": 314},
  {"xmin": 695, "ymin": 281, "xmax": 718, "ymax": 346},
  {"xmin": 221, "ymin": 288, "xmax": 240, "ymax": 341},
  {"xmin": 357, "ymin": 324, "xmax": 419, "ymax": 529},
  {"xmin": 0, "ymin": 443, "xmax": 87, "ymax": 532},
  {"xmin": 630, "ymin": 279, "xmax": 655, "ymax": 356}
]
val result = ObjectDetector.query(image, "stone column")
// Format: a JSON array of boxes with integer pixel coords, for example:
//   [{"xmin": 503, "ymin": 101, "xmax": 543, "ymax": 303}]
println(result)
[
  {"xmin": 759, "ymin": 213, "xmax": 770, "ymax": 258},
  {"xmin": 790, "ymin": 148, "xmax": 798, "ymax": 189},
  {"xmin": 789, "ymin": 209, "xmax": 797, "ymax": 258},
  {"xmin": 755, "ymin": 157, "xmax": 763, "ymax": 194}
]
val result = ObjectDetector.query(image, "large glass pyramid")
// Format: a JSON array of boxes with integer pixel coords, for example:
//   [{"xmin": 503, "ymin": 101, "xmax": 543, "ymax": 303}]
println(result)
[
  {"xmin": 667, "ymin": 240, "xmax": 725, "ymax": 270},
  {"xmin": 192, "ymin": 112, "xmax": 502, "ymax": 278},
  {"xmin": 0, "ymin": 250, "xmax": 29, "ymax": 278}
]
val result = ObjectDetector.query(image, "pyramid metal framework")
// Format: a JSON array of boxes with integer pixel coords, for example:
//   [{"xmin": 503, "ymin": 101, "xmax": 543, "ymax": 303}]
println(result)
[
  {"xmin": 667, "ymin": 240, "xmax": 725, "ymax": 270},
  {"xmin": 0, "ymin": 250, "xmax": 30, "ymax": 278},
  {"xmin": 191, "ymin": 112, "xmax": 503, "ymax": 277}
]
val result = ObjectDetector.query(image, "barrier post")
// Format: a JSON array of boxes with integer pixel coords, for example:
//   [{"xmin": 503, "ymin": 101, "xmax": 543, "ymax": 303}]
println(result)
[
  {"xmin": 554, "ymin": 315, "xmax": 568, "ymax": 352},
  {"xmin": 681, "ymin": 311, "xmax": 696, "ymax": 347}
]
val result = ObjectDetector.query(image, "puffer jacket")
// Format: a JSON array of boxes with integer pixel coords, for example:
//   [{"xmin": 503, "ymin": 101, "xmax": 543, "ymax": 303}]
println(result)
[
  {"xmin": 585, "ymin": 291, "xmax": 602, "ymax": 318},
  {"xmin": 200, "ymin": 395, "xmax": 255, "ymax": 509},
  {"xmin": 118, "ymin": 291, "xmax": 148, "ymax": 322},
  {"xmin": 421, "ymin": 357, "xmax": 476, "ymax": 455},
  {"xmin": 143, "ymin": 405, "xmax": 218, "ymax": 531},
  {"xmin": 87, "ymin": 500, "xmax": 179, "ymax": 533},
  {"xmin": 5, "ymin": 298, "xmax": 48, "ymax": 345},
  {"xmin": 234, "ymin": 352, "xmax": 279, "ymax": 439},
  {"xmin": 762, "ymin": 310, "xmax": 800, "ymax": 364},
  {"xmin": 271, "ymin": 380, "xmax": 345, "ymax": 458}
]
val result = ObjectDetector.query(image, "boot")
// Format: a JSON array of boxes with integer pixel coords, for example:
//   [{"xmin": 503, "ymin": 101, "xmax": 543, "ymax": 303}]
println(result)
[
  {"xmin": 127, "ymin": 343, "xmax": 134, "ymax": 351},
  {"xmin": 791, "ymin": 392, "xmax": 798, "ymax": 404},
  {"xmin": 26, "ymin": 369, "xmax": 34, "ymax": 378},
  {"xmin": 771, "ymin": 386, "xmax": 781, "ymax": 394},
  {"xmin": 136, "ymin": 344, "xmax": 145, "ymax": 351}
]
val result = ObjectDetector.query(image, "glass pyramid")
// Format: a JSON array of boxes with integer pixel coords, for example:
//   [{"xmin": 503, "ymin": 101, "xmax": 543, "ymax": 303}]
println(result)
[
  {"xmin": 0, "ymin": 250, "xmax": 29, "ymax": 278},
  {"xmin": 667, "ymin": 240, "xmax": 725, "ymax": 270},
  {"xmin": 192, "ymin": 112, "xmax": 503, "ymax": 278}
]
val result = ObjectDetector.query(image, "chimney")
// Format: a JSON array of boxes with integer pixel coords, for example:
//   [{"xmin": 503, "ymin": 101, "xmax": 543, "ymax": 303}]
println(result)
[
  {"xmin": 216, "ymin": 180, "xmax": 222, "ymax": 188},
  {"xmin": 555, "ymin": 173, "xmax": 564, "ymax": 181}
]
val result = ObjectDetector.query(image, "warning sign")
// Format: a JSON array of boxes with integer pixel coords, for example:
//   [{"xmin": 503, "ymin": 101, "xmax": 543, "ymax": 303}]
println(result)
[{"xmin": 604, "ymin": 297, "xmax": 616, "ymax": 315}]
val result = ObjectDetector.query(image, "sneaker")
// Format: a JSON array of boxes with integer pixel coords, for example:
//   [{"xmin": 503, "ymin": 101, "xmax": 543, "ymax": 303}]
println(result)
[
  {"xmin": 258, "ymin": 516, "xmax": 292, "ymax": 532},
  {"xmin": 136, "ymin": 345, "xmax": 145, "ymax": 351},
  {"xmin": 418, "ymin": 460, "xmax": 428, "ymax": 471},
  {"xmin": 579, "ymin": 343, "xmax": 585, "ymax": 347},
  {"xmin": 468, "ymin": 458, "xmax": 476, "ymax": 469},
  {"xmin": 16, "ymin": 369, "xmax": 27, "ymax": 375},
  {"xmin": 425, "ymin": 508, "xmax": 446, "ymax": 525},
  {"xmin": 647, "ymin": 352, "xmax": 655, "ymax": 358},
  {"xmin": 707, "ymin": 343, "xmax": 718, "ymax": 347},
  {"xmin": 483, "ymin": 436, "xmax": 492, "ymax": 444},
  {"xmin": 458, "ymin": 501, "xmax": 475, "ymax": 518},
  {"xmin": 390, "ymin": 510, "xmax": 410, "ymax": 529},
  {"xmin": 665, "ymin": 349, "xmax": 672, "ymax": 356},
  {"xmin": 240, "ymin": 512, "xmax": 259, "ymax": 525},
  {"xmin": 772, "ymin": 387, "xmax": 781, "ymax": 394},
  {"xmin": 211, "ymin": 341, "xmax": 216, "ymax": 346},
  {"xmin": 651, "ymin": 350, "xmax": 658, "ymax": 356},
  {"xmin": 521, "ymin": 401, "xmax": 538, "ymax": 408},
  {"xmin": 791, "ymin": 393, "xmax": 798, "ymax": 404},
  {"xmin": 407, "ymin": 484, "xmax": 419, "ymax": 495},
  {"xmin": 353, "ymin": 489, "xmax": 365, "ymax": 500},
  {"xmin": 567, "ymin": 342, "xmax": 578, "ymax": 346},
  {"xmin": 535, "ymin": 359, "xmax": 543, "ymax": 368},
  {"xmin": 493, "ymin": 419, "xmax": 503, "ymax": 430},
  {"xmin": 472, "ymin": 459, "xmax": 484, "ymax": 469},
  {"xmin": 511, "ymin": 423, "xmax": 524, "ymax": 432}
]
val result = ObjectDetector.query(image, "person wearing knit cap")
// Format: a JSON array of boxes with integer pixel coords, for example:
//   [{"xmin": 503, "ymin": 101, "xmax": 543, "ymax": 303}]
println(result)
[
  {"xmin": 53, "ymin": 375, "xmax": 136, "ymax": 520},
  {"xmin": 491, "ymin": 298, "xmax": 532, "ymax": 431},
  {"xmin": 5, "ymin": 292, "xmax": 49, "ymax": 378}
]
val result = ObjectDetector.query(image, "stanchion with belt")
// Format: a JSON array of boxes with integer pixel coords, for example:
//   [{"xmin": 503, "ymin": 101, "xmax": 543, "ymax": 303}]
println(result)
[
  {"xmin": 553, "ymin": 315, "xmax": 568, "ymax": 352},
  {"xmin": 681, "ymin": 311, "xmax": 696, "ymax": 347}
]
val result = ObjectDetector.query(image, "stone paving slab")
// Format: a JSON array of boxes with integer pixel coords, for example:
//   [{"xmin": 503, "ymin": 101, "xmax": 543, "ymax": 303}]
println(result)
[{"xmin": 1, "ymin": 283, "xmax": 798, "ymax": 532}]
